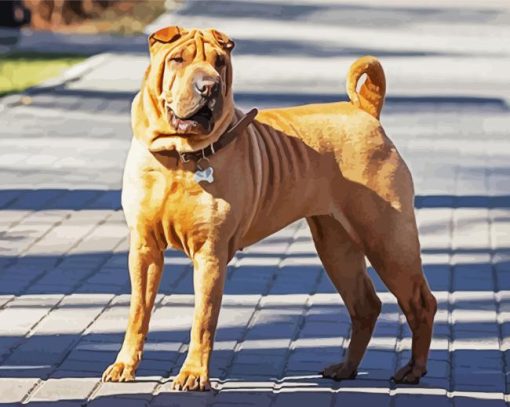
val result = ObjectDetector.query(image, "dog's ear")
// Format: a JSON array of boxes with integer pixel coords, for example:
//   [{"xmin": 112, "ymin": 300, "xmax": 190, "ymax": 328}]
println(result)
[
  {"xmin": 210, "ymin": 29, "xmax": 235, "ymax": 52},
  {"xmin": 148, "ymin": 26, "xmax": 182, "ymax": 50}
]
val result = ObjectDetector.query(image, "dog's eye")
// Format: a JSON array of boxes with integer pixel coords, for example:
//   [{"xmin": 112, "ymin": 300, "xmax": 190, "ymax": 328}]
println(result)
[
  {"xmin": 169, "ymin": 56, "xmax": 184, "ymax": 63},
  {"xmin": 215, "ymin": 56, "xmax": 225, "ymax": 69}
]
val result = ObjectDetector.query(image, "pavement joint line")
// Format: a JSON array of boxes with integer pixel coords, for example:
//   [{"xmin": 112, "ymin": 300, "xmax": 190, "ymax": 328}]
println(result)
[
  {"xmin": 20, "ymin": 233, "xmax": 129, "ymax": 404},
  {"xmin": 213, "ymin": 385, "xmax": 507, "ymax": 400},
  {"xmin": 0, "ymin": 190, "xmax": 27, "ymax": 211},
  {"xmin": 215, "ymin": 292, "xmax": 267, "ymax": 383},
  {"xmin": 0, "ymin": 209, "xmax": 112, "ymax": 298},
  {"xmin": 447, "ymin": 164, "xmax": 459, "ymax": 396},
  {"xmin": 2, "ymin": 214, "xmax": 124, "ymax": 371},
  {"xmin": 490, "ymin": 202, "xmax": 508, "ymax": 399},
  {"xmin": 226, "ymin": 223, "xmax": 311, "ymax": 396},
  {"xmin": 284, "ymin": 265, "xmax": 328, "ymax": 365},
  {"xmin": 271, "ymin": 266, "xmax": 331, "ymax": 407},
  {"xmin": 0, "ymin": 299, "xmax": 16, "ymax": 315},
  {"xmin": 140, "ymin": 343, "xmax": 190, "ymax": 405},
  {"xmin": 11, "ymin": 104, "xmax": 132, "ymax": 123},
  {"xmin": 15, "ymin": 210, "xmax": 73, "ymax": 256},
  {"xmin": 2, "ymin": 190, "xmax": 70, "ymax": 232},
  {"xmin": 0, "ymin": 187, "xmax": 100, "ymax": 246},
  {"xmin": 1, "ymin": 2, "xmax": 510, "ymax": 403},
  {"xmin": 86, "ymin": 284, "xmax": 171, "ymax": 401},
  {"xmin": 18, "ymin": 379, "xmax": 45, "ymax": 406},
  {"xmin": 0, "ymin": 295, "xmax": 15, "ymax": 312},
  {"xmin": 85, "ymin": 258, "xmax": 195, "ymax": 401},
  {"xmin": 211, "ymin": 228, "xmax": 302, "ymax": 396},
  {"xmin": 3, "ymin": 185, "xmax": 112, "ymax": 255},
  {"xmin": 0, "ymin": 210, "xmax": 75, "ymax": 311},
  {"xmin": 1, "ymin": 180, "xmax": 105, "ymax": 214},
  {"xmin": 218, "ymin": 244, "xmax": 293, "ymax": 387}
]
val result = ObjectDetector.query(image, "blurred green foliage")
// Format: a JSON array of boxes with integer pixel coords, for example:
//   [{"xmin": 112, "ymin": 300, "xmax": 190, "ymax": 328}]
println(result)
[{"xmin": 0, "ymin": 52, "xmax": 84, "ymax": 96}]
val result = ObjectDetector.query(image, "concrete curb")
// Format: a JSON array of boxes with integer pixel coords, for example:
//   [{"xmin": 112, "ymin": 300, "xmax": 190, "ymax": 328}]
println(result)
[{"xmin": 0, "ymin": 52, "xmax": 110, "ymax": 113}]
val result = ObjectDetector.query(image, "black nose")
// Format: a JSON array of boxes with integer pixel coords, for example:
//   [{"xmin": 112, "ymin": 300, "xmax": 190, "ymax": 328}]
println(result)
[{"xmin": 194, "ymin": 76, "xmax": 220, "ymax": 98}]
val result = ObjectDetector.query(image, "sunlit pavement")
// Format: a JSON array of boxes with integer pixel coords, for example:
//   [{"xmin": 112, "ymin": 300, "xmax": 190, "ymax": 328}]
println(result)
[{"xmin": 1, "ymin": 1, "xmax": 510, "ymax": 406}]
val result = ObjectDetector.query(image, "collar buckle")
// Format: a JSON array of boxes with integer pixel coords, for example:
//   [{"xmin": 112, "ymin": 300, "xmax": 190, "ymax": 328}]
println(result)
[{"xmin": 179, "ymin": 152, "xmax": 192, "ymax": 163}]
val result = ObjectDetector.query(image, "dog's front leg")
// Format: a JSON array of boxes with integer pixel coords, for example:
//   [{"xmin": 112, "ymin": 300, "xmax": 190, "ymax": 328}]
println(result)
[
  {"xmin": 172, "ymin": 249, "xmax": 227, "ymax": 391},
  {"xmin": 102, "ymin": 234, "xmax": 164, "ymax": 382}
]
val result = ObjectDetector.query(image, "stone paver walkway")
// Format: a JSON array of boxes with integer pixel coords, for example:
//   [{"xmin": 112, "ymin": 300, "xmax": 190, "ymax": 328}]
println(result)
[{"xmin": 1, "ymin": 0, "xmax": 510, "ymax": 406}]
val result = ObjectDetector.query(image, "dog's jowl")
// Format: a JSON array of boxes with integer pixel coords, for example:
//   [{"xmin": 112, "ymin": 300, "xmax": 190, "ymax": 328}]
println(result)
[{"xmin": 102, "ymin": 26, "xmax": 437, "ymax": 390}]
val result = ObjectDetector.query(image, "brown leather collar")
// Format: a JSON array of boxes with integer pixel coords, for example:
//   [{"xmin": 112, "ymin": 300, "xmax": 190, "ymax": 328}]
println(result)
[{"xmin": 173, "ymin": 108, "xmax": 258, "ymax": 163}]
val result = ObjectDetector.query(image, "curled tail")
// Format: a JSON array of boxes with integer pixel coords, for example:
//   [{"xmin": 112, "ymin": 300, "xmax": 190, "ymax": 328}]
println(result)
[{"xmin": 346, "ymin": 56, "xmax": 386, "ymax": 119}]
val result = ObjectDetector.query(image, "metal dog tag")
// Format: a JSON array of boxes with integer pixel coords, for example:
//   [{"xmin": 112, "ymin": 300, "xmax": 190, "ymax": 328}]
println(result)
[{"xmin": 194, "ymin": 166, "xmax": 214, "ymax": 184}]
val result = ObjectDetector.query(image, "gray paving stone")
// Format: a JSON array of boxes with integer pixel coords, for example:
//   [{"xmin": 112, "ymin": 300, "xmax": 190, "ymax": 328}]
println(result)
[
  {"xmin": 453, "ymin": 350, "xmax": 502, "ymax": 371},
  {"xmin": 137, "ymin": 359, "xmax": 172, "ymax": 376},
  {"xmin": 94, "ymin": 380, "xmax": 160, "ymax": 400},
  {"xmin": 66, "ymin": 349, "xmax": 117, "ymax": 363},
  {"xmin": 359, "ymin": 350, "xmax": 397, "ymax": 370},
  {"xmin": 0, "ymin": 378, "xmax": 39, "ymax": 403},
  {"xmin": 89, "ymin": 397, "xmax": 150, "ymax": 407},
  {"xmin": 245, "ymin": 325, "xmax": 298, "ymax": 341},
  {"xmin": 229, "ymin": 362, "xmax": 285, "ymax": 377},
  {"xmin": 406, "ymin": 376, "xmax": 451, "ymax": 391},
  {"xmin": 151, "ymin": 382, "xmax": 215, "ymax": 406},
  {"xmin": 211, "ymin": 391, "xmax": 272, "ymax": 407},
  {"xmin": 5, "ymin": 335, "xmax": 74, "ymax": 365},
  {"xmin": 29, "ymin": 377, "xmax": 98, "ymax": 402},
  {"xmin": 272, "ymin": 391, "xmax": 331, "ymax": 407},
  {"xmin": 27, "ymin": 402, "xmax": 84, "ymax": 407},
  {"xmin": 453, "ymin": 372, "xmax": 506, "ymax": 393},
  {"xmin": 0, "ymin": 295, "xmax": 61, "ymax": 336},
  {"xmin": 1, "ymin": 0, "xmax": 510, "ymax": 404},
  {"xmin": 298, "ymin": 321, "xmax": 346, "ymax": 339},
  {"xmin": 452, "ymin": 396, "xmax": 507, "ymax": 407},
  {"xmin": 58, "ymin": 359, "xmax": 106, "ymax": 374},
  {"xmin": 333, "ymin": 391, "xmax": 391, "ymax": 407},
  {"xmin": 393, "ymin": 393, "xmax": 451, "ymax": 407},
  {"xmin": 426, "ymin": 360, "xmax": 450, "ymax": 379}
]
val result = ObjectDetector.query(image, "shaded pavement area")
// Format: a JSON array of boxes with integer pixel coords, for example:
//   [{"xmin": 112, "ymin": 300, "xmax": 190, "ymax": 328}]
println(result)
[{"xmin": 1, "ymin": 0, "xmax": 510, "ymax": 405}]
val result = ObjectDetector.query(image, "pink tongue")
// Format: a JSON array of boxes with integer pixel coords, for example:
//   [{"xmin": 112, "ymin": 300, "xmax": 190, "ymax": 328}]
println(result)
[{"xmin": 178, "ymin": 121, "xmax": 194, "ymax": 131}]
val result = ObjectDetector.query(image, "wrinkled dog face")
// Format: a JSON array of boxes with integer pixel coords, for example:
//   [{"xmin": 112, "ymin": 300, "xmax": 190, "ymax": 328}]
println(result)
[{"xmin": 149, "ymin": 26, "xmax": 235, "ymax": 138}]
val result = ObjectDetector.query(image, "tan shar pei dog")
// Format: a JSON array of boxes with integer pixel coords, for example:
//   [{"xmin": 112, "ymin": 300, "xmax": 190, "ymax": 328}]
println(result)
[{"xmin": 102, "ymin": 26, "xmax": 437, "ymax": 390}]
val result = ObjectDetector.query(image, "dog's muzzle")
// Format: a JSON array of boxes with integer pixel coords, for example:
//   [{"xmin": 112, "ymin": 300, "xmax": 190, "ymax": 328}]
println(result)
[{"xmin": 166, "ymin": 76, "xmax": 221, "ymax": 134}]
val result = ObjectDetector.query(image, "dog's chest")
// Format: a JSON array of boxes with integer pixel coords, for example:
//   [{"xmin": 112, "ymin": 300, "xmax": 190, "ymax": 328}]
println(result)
[{"xmin": 130, "ymin": 166, "xmax": 224, "ymax": 250}]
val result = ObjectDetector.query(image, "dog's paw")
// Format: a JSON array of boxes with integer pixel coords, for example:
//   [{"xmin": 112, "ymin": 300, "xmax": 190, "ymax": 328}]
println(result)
[
  {"xmin": 171, "ymin": 367, "xmax": 211, "ymax": 391},
  {"xmin": 102, "ymin": 362, "xmax": 136, "ymax": 382},
  {"xmin": 321, "ymin": 362, "xmax": 357, "ymax": 381},
  {"xmin": 392, "ymin": 361, "xmax": 427, "ymax": 384}
]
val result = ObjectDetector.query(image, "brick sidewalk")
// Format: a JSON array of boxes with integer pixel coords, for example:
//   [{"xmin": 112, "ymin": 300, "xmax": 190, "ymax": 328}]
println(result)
[{"xmin": 1, "ymin": 1, "xmax": 510, "ymax": 406}]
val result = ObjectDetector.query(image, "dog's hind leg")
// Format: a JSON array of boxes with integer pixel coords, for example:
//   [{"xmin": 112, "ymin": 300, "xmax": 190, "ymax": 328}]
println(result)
[
  {"xmin": 307, "ymin": 215, "xmax": 381, "ymax": 380},
  {"xmin": 361, "ymin": 215, "xmax": 437, "ymax": 384},
  {"xmin": 340, "ymin": 186, "xmax": 437, "ymax": 384}
]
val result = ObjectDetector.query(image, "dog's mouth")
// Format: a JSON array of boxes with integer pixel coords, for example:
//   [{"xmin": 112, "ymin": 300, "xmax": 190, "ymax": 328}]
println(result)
[{"xmin": 167, "ymin": 103, "xmax": 214, "ymax": 134}]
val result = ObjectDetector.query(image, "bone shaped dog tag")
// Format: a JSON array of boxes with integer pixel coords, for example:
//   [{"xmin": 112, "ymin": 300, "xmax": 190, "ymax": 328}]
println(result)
[{"xmin": 194, "ymin": 166, "xmax": 214, "ymax": 183}]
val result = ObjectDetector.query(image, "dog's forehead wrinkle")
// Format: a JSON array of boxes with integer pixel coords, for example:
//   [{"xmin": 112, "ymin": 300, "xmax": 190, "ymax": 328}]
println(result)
[
  {"xmin": 169, "ymin": 40, "xmax": 220, "ymax": 62},
  {"xmin": 194, "ymin": 31, "xmax": 208, "ymax": 62},
  {"xmin": 160, "ymin": 30, "xmax": 224, "ymax": 61}
]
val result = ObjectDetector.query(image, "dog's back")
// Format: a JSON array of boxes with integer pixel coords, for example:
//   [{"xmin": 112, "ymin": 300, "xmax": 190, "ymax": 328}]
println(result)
[{"xmin": 254, "ymin": 56, "xmax": 387, "ymax": 150}]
